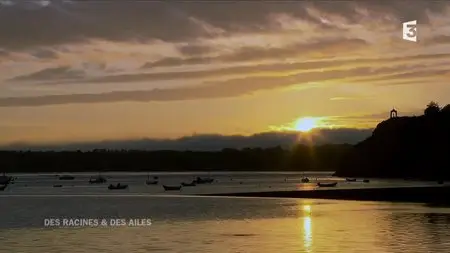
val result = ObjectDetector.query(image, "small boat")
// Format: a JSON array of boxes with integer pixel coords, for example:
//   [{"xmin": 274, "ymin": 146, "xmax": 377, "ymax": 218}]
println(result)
[
  {"xmin": 145, "ymin": 175, "xmax": 158, "ymax": 185},
  {"xmin": 108, "ymin": 183, "xmax": 128, "ymax": 190},
  {"xmin": 59, "ymin": 175, "xmax": 75, "ymax": 180},
  {"xmin": 363, "ymin": 179, "xmax": 370, "ymax": 183},
  {"xmin": 0, "ymin": 174, "xmax": 12, "ymax": 185},
  {"xmin": 0, "ymin": 185, "xmax": 7, "ymax": 191},
  {"xmin": 193, "ymin": 177, "xmax": 214, "ymax": 184},
  {"xmin": 53, "ymin": 184, "xmax": 63, "ymax": 188},
  {"xmin": 301, "ymin": 177, "xmax": 310, "ymax": 183},
  {"xmin": 346, "ymin": 178, "xmax": 357, "ymax": 182},
  {"xmin": 181, "ymin": 181, "xmax": 196, "ymax": 187},
  {"xmin": 89, "ymin": 176, "xmax": 107, "ymax": 184},
  {"xmin": 163, "ymin": 185, "xmax": 182, "ymax": 191},
  {"xmin": 317, "ymin": 182, "xmax": 338, "ymax": 187}
]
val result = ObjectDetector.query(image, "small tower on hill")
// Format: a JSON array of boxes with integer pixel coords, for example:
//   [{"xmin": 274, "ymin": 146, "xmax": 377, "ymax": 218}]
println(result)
[{"xmin": 390, "ymin": 108, "xmax": 398, "ymax": 118}]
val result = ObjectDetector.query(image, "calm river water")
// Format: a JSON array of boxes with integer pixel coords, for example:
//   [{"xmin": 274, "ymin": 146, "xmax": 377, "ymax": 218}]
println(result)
[{"xmin": 0, "ymin": 172, "xmax": 449, "ymax": 253}]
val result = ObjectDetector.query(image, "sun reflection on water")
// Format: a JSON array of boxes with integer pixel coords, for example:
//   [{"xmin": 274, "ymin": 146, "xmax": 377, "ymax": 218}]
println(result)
[{"xmin": 302, "ymin": 205, "xmax": 313, "ymax": 252}]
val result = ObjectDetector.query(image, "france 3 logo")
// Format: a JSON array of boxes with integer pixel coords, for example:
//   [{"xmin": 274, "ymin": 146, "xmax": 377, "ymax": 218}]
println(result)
[{"xmin": 402, "ymin": 20, "xmax": 417, "ymax": 42}]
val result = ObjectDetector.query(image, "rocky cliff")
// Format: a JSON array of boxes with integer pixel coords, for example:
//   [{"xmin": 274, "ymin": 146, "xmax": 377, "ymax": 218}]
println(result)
[{"xmin": 335, "ymin": 109, "xmax": 450, "ymax": 179}]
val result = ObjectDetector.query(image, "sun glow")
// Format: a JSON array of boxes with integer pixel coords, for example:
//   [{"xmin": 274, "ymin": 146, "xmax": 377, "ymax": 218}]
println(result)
[
  {"xmin": 268, "ymin": 116, "xmax": 331, "ymax": 133},
  {"xmin": 294, "ymin": 117, "xmax": 319, "ymax": 132}
]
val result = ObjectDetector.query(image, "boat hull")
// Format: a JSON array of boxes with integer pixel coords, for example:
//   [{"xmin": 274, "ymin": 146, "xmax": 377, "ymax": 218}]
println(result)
[
  {"xmin": 181, "ymin": 182, "xmax": 196, "ymax": 187},
  {"xmin": 59, "ymin": 176, "xmax": 75, "ymax": 180},
  {"xmin": 108, "ymin": 184, "xmax": 128, "ymax": 190},
  {"xmin": 163, "ymin": 185, "xmax": 182, "ymax": 191},
  {"xmin": 317, "ymin": 182, "xmax": 338, "ymax": 187},
  {"xmin": 89, "ymin": 178, "xmax": 107, "ymax": 184},
  {"xmin": 193, "ymin": 177, "xmax": 214, "ymax": 184}
]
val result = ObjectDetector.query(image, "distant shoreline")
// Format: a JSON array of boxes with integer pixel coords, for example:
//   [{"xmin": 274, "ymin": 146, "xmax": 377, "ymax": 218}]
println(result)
[
  {"xmin": 0, "ymin": 146, "xmax": 349, "ymax": 173},
  {"xmin": 202, "ymin": 185, "xmax": 450, "ymax": 204},
  {"xmin": 3, "ymin": 171, "xmax": 334, "ymax": 175}
]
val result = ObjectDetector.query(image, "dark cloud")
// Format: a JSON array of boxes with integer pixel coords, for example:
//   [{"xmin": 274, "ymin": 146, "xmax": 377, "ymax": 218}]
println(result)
[
  {"xmin": 143, "ymin": 38, "xmax": 369, "ymax": 68},
  {"xmin": 143, "ymin": 42, "xmax": 450, "ymax": 70},
  {"xmin": 357, "ymin": 1, "xmax": 446, "ymax": 23},
  {"xmin": 0, "ymin": 2, "xmax": 200, "ymax": 50},
  {"xmin": 141, "ymin": 57, "xmax": 212, "ymax": 69},
  {"xmin": 177, "ymin": 44, "xmax": 212, "ymax": 56},
  {"xmin": 428, "ymin": 35, "xmax": 450, "ymax": 45},
  {"xmin": 0, "ymin": 0, "xmax": 53, "ymax": 10},
  {"xmin": 220, "ymin": 38, "xmax": 368, "ymax": 62},
  {"xmin": 8, "ymin": 50, "xmax": 444, "ymax": 86},
  {"xmin": 0, "ymin": 1, "xmax": 446, "ymax": 50},
  {"xmin": 352, "ymin": 68, "xmax": 450, "ymax": 84},
  {"xmin": 0, "ymin": 48, "xmax": 9, "ymax": 56},
  {"xmin": 10, "ymin": 66, "xmax": 85, "ymax": 81},
  {"xmin": 0, "ymin": 65, "xmax": 423, "ymax": 107},
  {"xmin": 81, "ymin": 62, "xmax": 106, "ymax": 71},
  {"xmin": 0, "ymin": 128, "xmax": 373, "ymax": 151},
  {"xmin": 79, "ymin": 61, "xmax": 430, "ymax": 85},
  {"xmin": 29, "ymin": 48, "xmax": 58, "ymax": 59},
  {"xmin": 13, "ymin": 49, "xmax": 368, "ymax": 83},
  {"xmin": 12, "ymin": 59, "xmax": 328, "ymax": 83}
]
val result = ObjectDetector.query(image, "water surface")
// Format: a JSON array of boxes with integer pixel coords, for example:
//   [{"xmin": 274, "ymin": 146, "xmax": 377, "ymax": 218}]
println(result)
[{"xmin": 1, "ymin": 172, "xmax": 450, "ymax": 252}]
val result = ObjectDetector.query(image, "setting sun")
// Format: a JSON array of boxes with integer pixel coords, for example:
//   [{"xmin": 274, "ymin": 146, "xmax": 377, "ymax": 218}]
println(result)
[
  {"xmin": 294, "ymin": 117, "xmax": 319, "ymax": 132},
  {"xmin": 268, "ymin": 116, "xmax": 330, "ymax": 132}
]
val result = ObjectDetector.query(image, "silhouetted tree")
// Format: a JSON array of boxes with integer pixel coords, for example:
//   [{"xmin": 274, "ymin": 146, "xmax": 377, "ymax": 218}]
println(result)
[
  {"xmin": 0, "ymin": 145, "xmax": 353, "ymax": 173},
  {"xmin": 424, "ymin": 101, "xmax": 440, "ymax": 116},
  {"xmin": 441, "ymin": 104, "xmax": 450, "ymax": 114}
]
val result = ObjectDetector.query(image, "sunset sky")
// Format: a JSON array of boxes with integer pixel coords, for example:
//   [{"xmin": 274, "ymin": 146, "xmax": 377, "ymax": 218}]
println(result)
[{"xmin": 1, "ymin": 0, "xmax": 450, "ymax": 148}]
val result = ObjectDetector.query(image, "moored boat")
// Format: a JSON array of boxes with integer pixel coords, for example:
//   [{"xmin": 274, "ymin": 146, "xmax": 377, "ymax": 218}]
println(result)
[
  {"xmin": 89, "ymin": 176, "xmax": 107, "ymax": 184},
  {"xmin": 301, "ymin": 177, "xmax": 310, "ymax": 183},
  {"xmin": 181, "ymin": 181, "xmax": 196, "ymax": 187},
  {"xmin": 146, "ymin": 175, "xmax": 158, "ymax": 185},
  {"xmin": 0, "ymin": 173, "xmax": 12, "ymax": 185},
  {"xmin": 363, "ymin": 179, "xmax": 370, "ymax": 183},
  {"xmin": 108, "ymin": 183, "xmax": 128, "ymax": 190},
  {"xmin": 163, "ymin": 185, "xmax": 182, "ymax": 191},
  {"xmin": 317, "ymin": 182, "xmax": 338, "ymax": 187},
  {"xmin": 0, "ymin": 184, "xmax": 7, "ymax": 191},
  {"xmin": 59, "ymin": 175, "xmax": 75, "ymax": 180},
  {"xmin": 193, "ymin": 177, "xmax": 214, "ymax": 184},
  {"xmin": 53, "ymin": 184, "xmax": 63, "ymax": 188},
  {"xmin": 346, "ymin": 178, "xmax": 357, "ymax": 182}
]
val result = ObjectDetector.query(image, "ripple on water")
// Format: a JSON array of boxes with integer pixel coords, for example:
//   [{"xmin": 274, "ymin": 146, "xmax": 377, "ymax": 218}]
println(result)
[{"xmin": 221, "ymin": 233, "xmax": 258, "ymax": 237}]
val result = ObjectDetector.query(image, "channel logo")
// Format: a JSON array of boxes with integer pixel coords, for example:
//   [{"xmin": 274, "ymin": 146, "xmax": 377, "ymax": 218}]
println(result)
[{"xmin": 402, "ymin": 20, "xmax": 417, "ymax": 42}]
